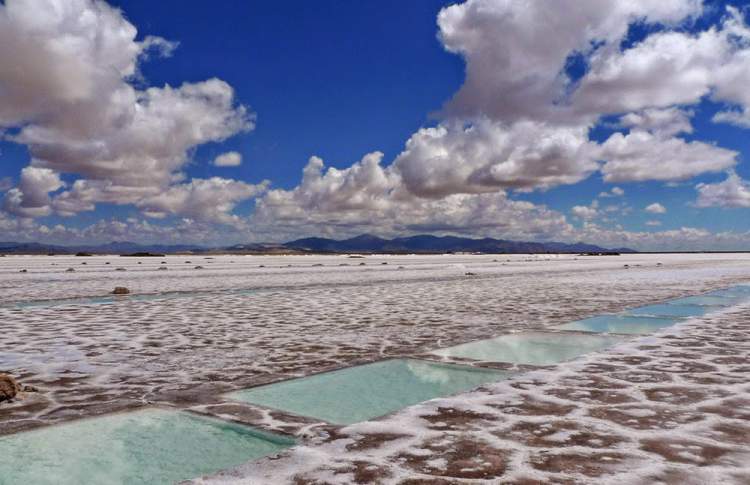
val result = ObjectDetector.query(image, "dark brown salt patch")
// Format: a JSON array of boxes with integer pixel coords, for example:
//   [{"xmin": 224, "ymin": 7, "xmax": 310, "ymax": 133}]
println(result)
[
  {"xmin": 501, "ymin": 420, "xmax": 626, "ymax": 449},
  {"xmin": 397, "ymin": 435, "xmax": 510, "ymax": 480}
]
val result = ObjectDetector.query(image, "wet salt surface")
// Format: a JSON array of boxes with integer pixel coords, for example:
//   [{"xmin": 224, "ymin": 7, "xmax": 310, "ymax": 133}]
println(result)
[{"xmin": 2, "ymin": 253, "xmax": 750, "ymax": 482}]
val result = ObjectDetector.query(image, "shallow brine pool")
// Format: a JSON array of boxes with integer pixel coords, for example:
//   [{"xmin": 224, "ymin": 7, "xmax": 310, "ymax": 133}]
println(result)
[
  {"xmin": 554, "ymin": 315, "xmax": 682, "ymax": 334},
  {"xmin": 626, "ymin": 303, "xmax": 707, "ymax": 318},
  {"xmin": 230, "ymin": 359, "xmax": 513, "ymax": 425},
  {"xmin": 431, "ymin": 332, "xmax": 625, "ymax": 365},
  {"xmin": 669, "ymin": 295, "xmax": 741, "ymax": 307},
  {"xmin": 0, "ymin": 408, "xmax": 293, "ymax": 485}
]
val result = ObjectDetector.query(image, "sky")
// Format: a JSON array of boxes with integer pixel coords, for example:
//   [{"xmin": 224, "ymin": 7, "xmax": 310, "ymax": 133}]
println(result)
[{"xmin": 2, "ymin": 0, "xmax": 750, "ymax": 250}]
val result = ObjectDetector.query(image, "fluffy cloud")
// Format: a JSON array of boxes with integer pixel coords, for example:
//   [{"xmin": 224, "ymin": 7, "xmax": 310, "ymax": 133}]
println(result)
[
  {"xmin": 573, "ymin": 29, "xmax": 723, "ymax": 115},
  {"xmin": 213, "ymin": 151, "xmax": 243, "ymax": 167},
  {"xmin": 599, "ymin": 186, "xmax": 624, "ymax": 198},
  {"xmin": 598, "ymin": 130, "xmax": 736, "ymax": 183},
  {"xmin": 137, "ymin": 177, "xmax": 268, "ymax": 225},
  {"xmin": 258, "ymin": 152, "xmax": 396, "ymax": 217},
  {"xmin": 575, "ymin": 7, "xmax": 750, "ymax": 126},
  {"xmin": 712, "ymin": 109, "xmax": 750, "ymax": 128},
  {"xmin": 695, "ymin": 172, "xmax": 750, "ymax": 208},
  {"xmin": 438, "ymin": 0, "xmax": 701, "ymax": 122},
  {"xmin": 618, "ymin": 108, "xmax": 693, "ymax": 137},
  {"xmin": 571, "ymin": 206, "xmax": 597, "ymax": 220},
  {"xmin": 571, "ymin": 201, "xmax": 599, "ymax": 220},
  {"xmin": 645, "ymin": 203, "xmax": 667, "ymax": 214},
  {"xmin": 0, "ymin": 0, "xmax": 151, "ymax": 125},
  {"xmin": 0, "ymin": 0, "xmax": 254, "ymax": 222},
  {"xmin": 367, "ymin": 0, "xmax": 730, "ymax": 200},
  {"xmin": 13, "ymin": 78, "xmax": 252, "ymax": 199},
  {"xmin": 251, "ymin": 153, "xmax": 570, "ymax": 240},
  {"xmin": 2, "ymin": 166, "xmax": 64, "ymax": 217},
  {"xmin": 393, "ymin": 120, "xmax": 598, "ymax": 197},
  {"xmin": 387, "ymin": 0, "xmax": 746, "ymax": 198},
  {"xmin": 598, "ymin": 107, "xmax": 736, "ymax": 184}
]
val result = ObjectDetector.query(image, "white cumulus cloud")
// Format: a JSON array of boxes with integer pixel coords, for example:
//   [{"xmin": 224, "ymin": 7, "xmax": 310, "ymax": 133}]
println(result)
[
  {"xmin": 695, "ymin": 172, "xmax": 750, "ymax": 208},
  {"xmin": 0, "ymin": 0, "xmax": 255, "ymax": 223},
  {"xmin": 645, "ymin": 203, "xmax": 667, "ymax": 214},
  {"xmin": 213, "ymin": 151, "xmax": 243, "ymax": 167}
]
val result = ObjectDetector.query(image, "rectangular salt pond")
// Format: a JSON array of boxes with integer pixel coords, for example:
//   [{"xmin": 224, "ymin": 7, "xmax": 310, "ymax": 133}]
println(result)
[
  {"xmin": 554, "ymin": 314, "xmax": 682, "ymax": 334},
  {"xmin": 0, "ymin": 409, "xmax": 293, "ymax": 485},
  {"xmin": 230, "ymin": 359, "xmax": 513, "ymax": 425},
  {"xmin": 626, "ymin": 303, "xmax": 707, "ymax": 318},
  {"xmin": 431, "ymin": 332, "xmax": 624, "ymax": 366}
]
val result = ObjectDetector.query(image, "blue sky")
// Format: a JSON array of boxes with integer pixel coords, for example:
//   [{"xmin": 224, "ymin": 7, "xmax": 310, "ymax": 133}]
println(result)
[
  {"xmin": 113, "ymin": 0, "xmax": 463, "ymax": 182},
  {"xmin": 2, "ymin": 0, "xmax": 750, "ymax": 249}
]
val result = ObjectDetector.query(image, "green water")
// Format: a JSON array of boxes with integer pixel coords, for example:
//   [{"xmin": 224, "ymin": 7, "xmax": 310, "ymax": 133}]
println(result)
[
  {"xmin": 0, "ymin": 409, "xmax": 293, "ymax": 485},
  {"xmin": 555, "ymin": 315, "xmax": 682, "ymax": 334},
  {"xmin": 431, "ymin": 332, "xmax": 624, "ymax": 365},
  {"xmin": 230, "ymin": 359, "xmax": 513, "ymax": 425}
]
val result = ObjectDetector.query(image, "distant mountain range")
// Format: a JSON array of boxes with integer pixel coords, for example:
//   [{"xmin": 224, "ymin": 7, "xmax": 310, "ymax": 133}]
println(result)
[
  {"xmin": 283, "ymin": 234, "xmax": 634, "ymax": 254},
  {"xmin": 0, "ymin": 235, "xmax": 635, "ymax": 255}
]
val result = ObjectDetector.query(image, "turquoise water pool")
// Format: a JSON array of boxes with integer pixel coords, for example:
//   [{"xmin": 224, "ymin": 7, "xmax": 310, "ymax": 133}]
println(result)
[
  {"xmin": 555, "ymin": 286, "xmax": 750, "ymax": 334},
  {"xmin": 431, "ymin": 332, "xmax": 624, "ymax": 365},
  {"xmin": 230, "ymin": 359, "xmax": 513, "ymax": 425},
  {"xmin": 669, "ymin": 295, "xmax": 741, "ymax": 307},
  {"xmin": 0, "ymin": 409, "xmax": 293, "ymax": 485},
  {"xmin": 626, "ymin": 303, "xmax": 707, "ymax": 318},
  {"xmin": 555, "ymin": 314, "xmax": 682, "ymax": 334}
]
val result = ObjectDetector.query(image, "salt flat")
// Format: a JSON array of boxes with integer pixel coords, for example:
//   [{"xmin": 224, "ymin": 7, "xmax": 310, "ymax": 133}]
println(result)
[{"xmin": 2, "ymin": 253, "xmax": 750, "ymax": 483}]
